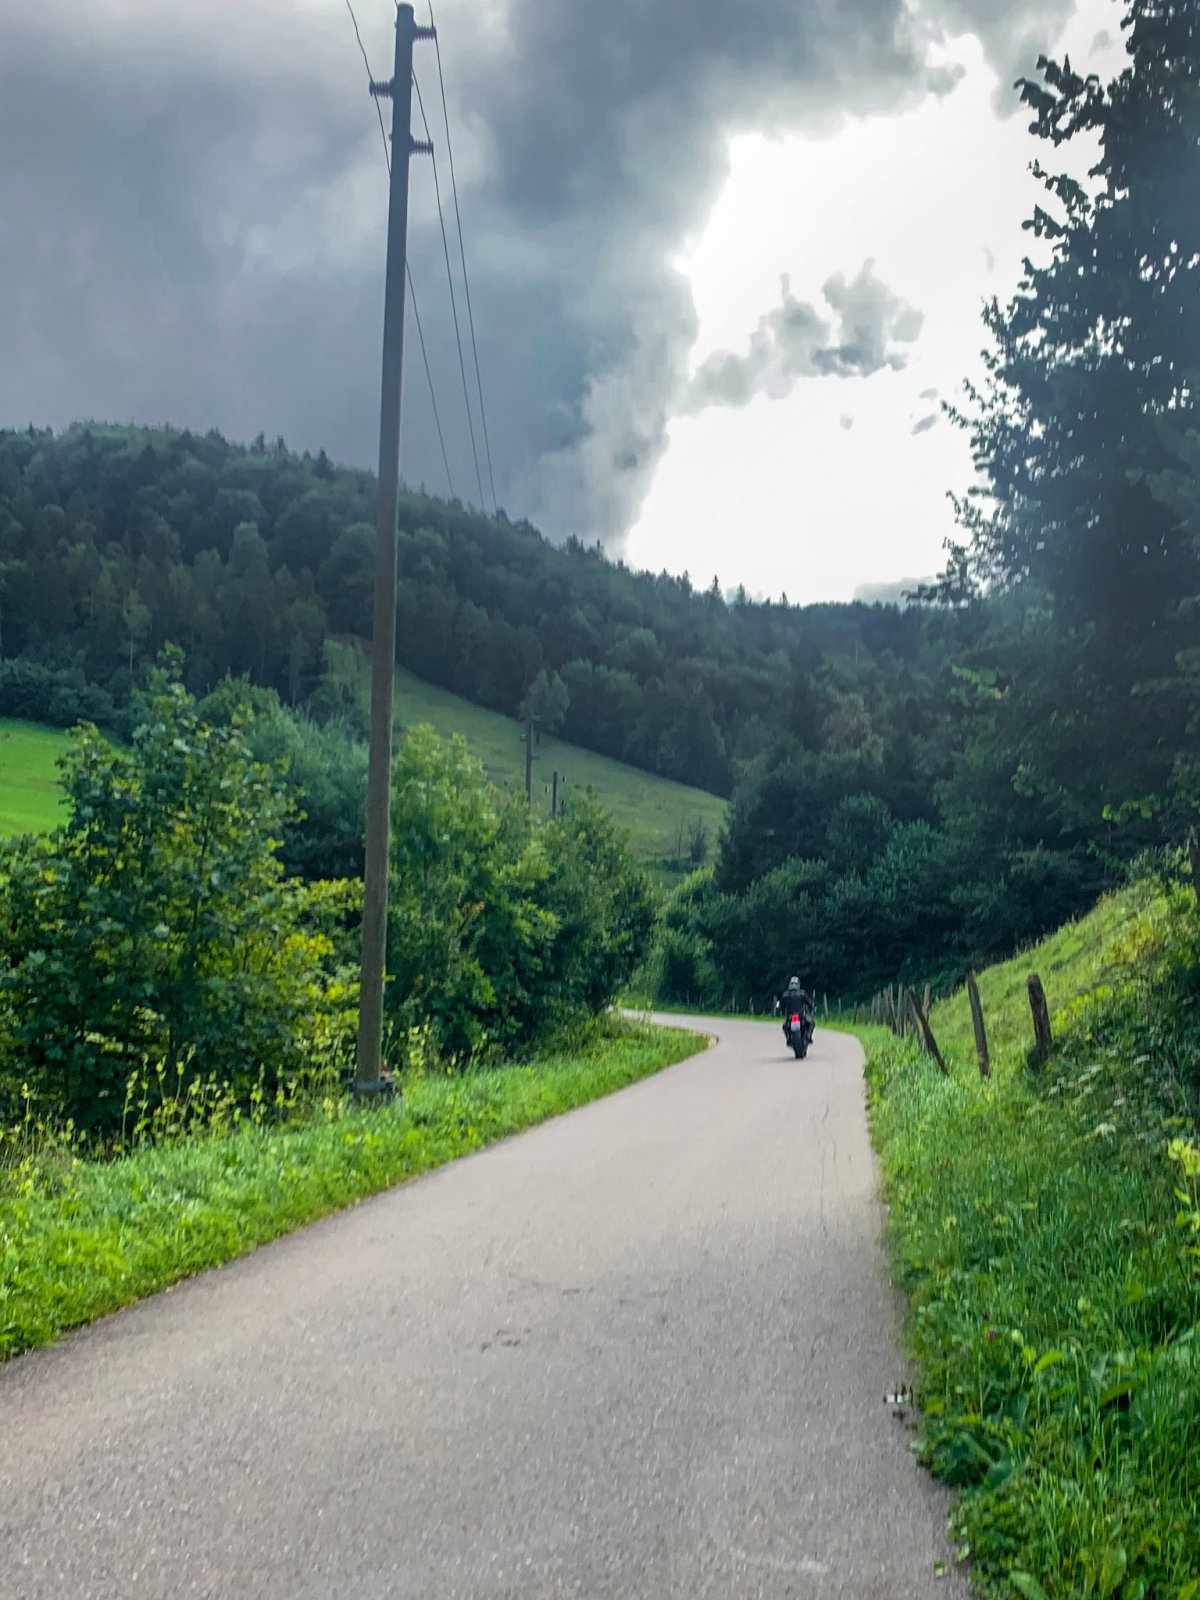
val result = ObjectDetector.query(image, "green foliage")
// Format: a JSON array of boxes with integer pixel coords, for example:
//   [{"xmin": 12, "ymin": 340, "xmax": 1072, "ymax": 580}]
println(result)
[
  {"xmin": 0, "ymin": 1019, "xmax": 704, "ymax": 1360},
  {"xmin": 519, "ymin": 667, "xmax": 569, "ymax": 732},
  {"xmin": 655, "ymin": 811, "xmax": 1103, "ymax": 1010},
  {"xmin": 0, "ymin": 419, "xmax": 934, "ymax": 800},
  {"xmin": 199, "ymin": 676, "xmax": 369, "ymax": 882},
  {"xmin": 391, "ymin": 667, "xmax": 727, "ymax": 876},
  {"xmin": 386, "ymin": 726, "xmax": 655, "ymax": 1062},
  {"xmin": 538, "ymin": 790, "xmax": 657, "ymax": 1020},
  {"xmin": 637, "ymin": 868, "xmax": 722, "ymax": 1009},
  {"xmin": 0, "ymin": 665, "xmax": 356, "ymax": 1135},
  {"xmin": 952, "ymin": 0, "xmax": 1200, "ymax": 836},
  {"xmin": 0, "ymin": 660, "xmax": 116, "ymax": 731},
  {"xmin": 387, "ymin": 725, "xmax": 554, "ymax": 1059},
  {"xmin": 1, "ymin": 664, "xmax": 728, "ymax": 885},
  {"xmin": 864, "ymin": 884, "xmax": 1200, "ymax": 1598}
]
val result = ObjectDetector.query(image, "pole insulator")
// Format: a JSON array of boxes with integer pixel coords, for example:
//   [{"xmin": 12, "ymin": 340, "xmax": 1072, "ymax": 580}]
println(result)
[
  {"xmin": 411, "ymin": 138, "xmax": 434, "ymax": 156},
  {"xmin": 370, "ymin": 79, "xmax": 394, "ymax": 99}
]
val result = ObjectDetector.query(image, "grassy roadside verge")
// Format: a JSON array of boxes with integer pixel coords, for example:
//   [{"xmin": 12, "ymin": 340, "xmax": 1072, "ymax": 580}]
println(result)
[
  {"xmin": 858, "ymin": 882, "xmax": 1200, "ymax": 1599},
  {"xmin": 1, "ymin": 1020, "xmax": 705, "ymax": 1362}
]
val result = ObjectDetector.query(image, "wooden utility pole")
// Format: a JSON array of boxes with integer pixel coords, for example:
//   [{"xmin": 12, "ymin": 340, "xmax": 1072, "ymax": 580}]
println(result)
[
  {"xmin": 523, "ymin": 719, "xmax": 536, "ymax": 801},
  {"xmin": 355, "ymin": 5, "xmax": 434, "ymax": 1095}
]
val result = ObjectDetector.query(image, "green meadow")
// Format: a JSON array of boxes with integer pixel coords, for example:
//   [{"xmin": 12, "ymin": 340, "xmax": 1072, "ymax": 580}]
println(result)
[{"xmin": 0, "ymin": 719, "xmax": 70, "ymax": 837}]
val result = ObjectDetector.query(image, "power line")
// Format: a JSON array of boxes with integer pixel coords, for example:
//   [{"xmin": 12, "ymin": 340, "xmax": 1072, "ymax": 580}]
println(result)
[
  {"xmin": 430, "ymin": 1, "xmax": 498, "ymax": 514},
  {"xmin": 405, "ymin": 262, "xmax": 456, "ymax": 499},
  {"xmin": 412, "ymin": 66, "xmax": 487, "ymax": 509},
  {"xmin": 343, "ymin": 0, "xmax": 390, "ymax": 161},
  {"xmin": 343, "ymin": 0, "xmax": 455, "ymax": 501}
]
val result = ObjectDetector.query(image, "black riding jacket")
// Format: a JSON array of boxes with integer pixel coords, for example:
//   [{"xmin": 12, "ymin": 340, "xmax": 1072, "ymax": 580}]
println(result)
[{"xmin": 780, "ymin": 984, "xmax": 812, "ymax": 1016}]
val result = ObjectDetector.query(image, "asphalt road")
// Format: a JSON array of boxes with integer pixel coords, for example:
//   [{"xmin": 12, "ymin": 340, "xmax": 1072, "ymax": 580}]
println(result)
[{"xmin": 0, "ymin": 1021, "xmax": 966, "ymax": 1599}]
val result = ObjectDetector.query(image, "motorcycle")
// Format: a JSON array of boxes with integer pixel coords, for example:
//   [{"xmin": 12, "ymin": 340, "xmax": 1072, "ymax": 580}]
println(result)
[{"xmin": 784, "ymin": 1009, "xmax": 814, "ymax": 1059}]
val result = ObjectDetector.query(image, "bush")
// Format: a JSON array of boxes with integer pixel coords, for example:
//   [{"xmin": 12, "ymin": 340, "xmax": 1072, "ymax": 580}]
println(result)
[
  {"xmin": 385, "ymin": 726, "xmax": 654, "ymax": 1061},
  {"xmin": 0, "ymin": 664, "xmax": 356, "ymax": 1135},
  {"xmin": 0, "ymin": 659, "xmax": 116, "ymax": 730},
  {"xmin": 201, "ymin": 677, "xmax": 368, "ymax": 882},
  {"xmin": 538, "ymin": 790, "xmax": 657, "ymax": 1022}
]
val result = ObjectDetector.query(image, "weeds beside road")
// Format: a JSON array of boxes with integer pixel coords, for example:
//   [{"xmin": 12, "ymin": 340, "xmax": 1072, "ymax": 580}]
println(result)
[
  {"xmin": 0, "ymin": 1020, "xmax": 703, "ymax": 1363},
  {"xmin": 862, "ymin": 882, "xmax": 1200, "ymax": 1599}
]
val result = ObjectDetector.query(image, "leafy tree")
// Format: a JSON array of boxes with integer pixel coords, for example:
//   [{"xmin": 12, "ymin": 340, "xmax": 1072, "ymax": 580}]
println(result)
[
  {"xmin": 386, "ymin": 726, "xmax": 556, "ymax": 1059},
  {"xmin": 385, "ymin": 727, "xmax": 653, "ymax": 1060},
  {"xmin": 539, "ymin": 791, "xmax": 655, "ymax": 1021},
  {"xmin": 519, "ymin": 668, "xmax": 570, "ymax": 733},
  {"xmin": 0, "ymin": 663, "xmax": 354, "ymax": 1134},
  {"xmin": 954, "ymin": 0, "xmax": 1200, "ymax": 830}
]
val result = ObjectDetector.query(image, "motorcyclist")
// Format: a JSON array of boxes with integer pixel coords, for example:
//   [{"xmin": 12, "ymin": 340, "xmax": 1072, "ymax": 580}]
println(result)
[{"xmin": 779, "ymin": 975, "xmax": 814, "ymax": 1042}]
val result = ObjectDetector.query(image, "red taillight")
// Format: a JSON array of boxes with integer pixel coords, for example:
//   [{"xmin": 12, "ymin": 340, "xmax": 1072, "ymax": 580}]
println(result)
[{"xmin": 790, "ymin": 1014, "xmax": 800, "ymax": 1025}]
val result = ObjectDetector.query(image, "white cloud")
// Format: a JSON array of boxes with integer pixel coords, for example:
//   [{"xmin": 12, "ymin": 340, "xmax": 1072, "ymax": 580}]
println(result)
[{"xmin": 628, "ymin": 0, "xmax": 1124, "ymax": 601}]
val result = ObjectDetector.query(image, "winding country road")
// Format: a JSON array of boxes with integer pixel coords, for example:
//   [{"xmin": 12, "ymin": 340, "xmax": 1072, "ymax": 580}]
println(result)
[{"xmin": 0, "ymin": 1021, "xmax": 966, "ymax": 1598}]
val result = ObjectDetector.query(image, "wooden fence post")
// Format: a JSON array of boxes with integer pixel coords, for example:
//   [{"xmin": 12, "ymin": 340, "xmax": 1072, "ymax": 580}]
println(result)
[
  {"xmin": 966, "ymin": 973, "xmax": 990, "ymax": 1079},
  {"xmin": 922, "ymin": 984, "xmax": 932, "ymax": 1021},
  {"xmin": 1027, "ymin": 973, "xmax": 1053, "ymax": 1065},
  {"xmin": 907, "ymin": 989, "xmax": 950, "ymax": 1076},
  {"xmin": 1189, "ymin": 829, "xmax": 1200, "ymax": 905}
]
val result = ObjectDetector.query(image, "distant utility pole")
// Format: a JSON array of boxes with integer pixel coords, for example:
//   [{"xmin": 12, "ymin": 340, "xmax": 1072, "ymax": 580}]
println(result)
[
  {"xmin": 523, "ymin": 718, "xmax": 537, "ymax": 801},
  {"xmin": 355, "ymin": 3, "xmax": 434, "ymax": 1095}
]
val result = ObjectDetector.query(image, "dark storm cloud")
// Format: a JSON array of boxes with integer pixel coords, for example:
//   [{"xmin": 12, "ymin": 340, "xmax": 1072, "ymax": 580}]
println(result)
[
  {"xmin": 685, "ymin": 264, "xmax": 923, "ymax": 411},
  {"xmin": 0, "ymin": 0, "xmax": 1080, "ymax": 549}
]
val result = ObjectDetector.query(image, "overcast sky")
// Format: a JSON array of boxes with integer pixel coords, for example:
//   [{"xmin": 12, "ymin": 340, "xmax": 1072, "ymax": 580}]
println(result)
[{"xmin": 0, "ymin": 0, "xmax": 1123, "ymax": 601}]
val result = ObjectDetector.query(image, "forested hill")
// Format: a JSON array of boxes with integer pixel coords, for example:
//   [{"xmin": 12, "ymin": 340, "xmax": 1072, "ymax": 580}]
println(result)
[{"xmin": 0, "ymin": 422, "xmax": 929, "ymax": 796}]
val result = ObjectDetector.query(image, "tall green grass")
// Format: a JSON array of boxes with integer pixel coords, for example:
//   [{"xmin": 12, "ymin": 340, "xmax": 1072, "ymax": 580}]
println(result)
[
  {"xmin": 929, "ymin": 884, "xmax": 1161, "ymax": 1070},
  {"xmin": 0, "ymin": 1020, "xmax": 705, "ymax": 1361},
  {"xmin": 865, "ymin": 881, "xmax": 1200, "ymax": 1598}
]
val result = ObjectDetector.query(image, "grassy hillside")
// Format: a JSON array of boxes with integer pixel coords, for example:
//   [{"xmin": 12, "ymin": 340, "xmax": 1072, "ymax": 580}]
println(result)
[
  {"xmin": 0, "ymin": 720, "xmax": 70, "ymax": 836},
  {"xmin": 864, "ymin": 875, "xmax": 1200, "ymax": 1598},
  {"xmin": 929, "ymin": 884, "xmax": 1156, "ymax": 1068},
  {"xmin": 0, "ymin": 681, "xmax": 727, "ymax": 870},
  {"xmin": 393, "ymin": 669, "xmax": 725, "ymax": 870}
]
